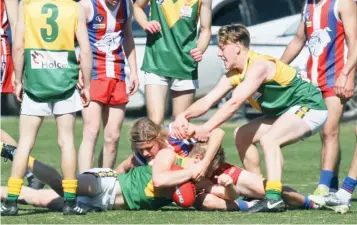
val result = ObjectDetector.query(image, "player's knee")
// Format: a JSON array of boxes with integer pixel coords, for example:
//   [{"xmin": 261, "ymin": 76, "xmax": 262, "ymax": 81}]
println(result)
[
  {"xmin": 321, "ymin": 123, "xmax": 339, "ymax": 140},
  {"xmin": 234, "ymin": 127, "xmax": 249, "ymax": 148},
  {"xmin": 193, "ymin": 194, "xmax": 214, "ymax": 211},
  {"xmin": 57, "ymin": 137, "xmax": 74, "ymax": 151},
  {"xmin": 260, "ymin": 135, "xmax": 277, "ymax": 151},
  {"xmin": 103, "ymin": 132, "xmax": 120, "ymax": 148},
  {"xmin": 83, "ymin": 124, "xmax": 101, "ymax": 140}
]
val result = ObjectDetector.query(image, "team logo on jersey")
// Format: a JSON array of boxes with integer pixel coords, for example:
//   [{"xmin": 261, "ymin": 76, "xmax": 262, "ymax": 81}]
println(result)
[
  {"xmin": 156, "ymin": 0, "xmax": 164, "ymax": 5},
  {"xmin": 95, "ymin": 15, "xmax": 104, "ymax": 23},
  {"xmin": 30, "ymin": 51, "xmax": 70, "ymax": 69},
  {"xmin": 94, "ymin": 31, "xmax": 123, "ymax": 53},
  {"xmin": 304, "ymin": 11, "xmax": 311, "ymax": 22},
  {"xmin": 308, "ymin": 27, "xmax": 331, "ymax": 57}
]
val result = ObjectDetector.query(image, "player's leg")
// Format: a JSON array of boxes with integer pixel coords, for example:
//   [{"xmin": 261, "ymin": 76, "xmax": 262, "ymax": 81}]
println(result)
[
  {"xmin": 235, "ymin": 116, "xmax": 276, "ymax": 174},
  {"xmin": 234, "ymin": 170, "xmax": 265, "ymax": 199},
  {"xmin": 1, "ymin": 131, "xmax": 45, "ymax": 190},
  {"xmin": 1, "ymin": 112, "xmax": 44, "ymax": 216},
  {"xmin": 194, "ymin": 193, "xmax": 240, "ymax": 211},
  {"xmin": 144, "ymin": 72, "xmax": 169, "ymax": 125},
  {"xmin": 98, "ymin": 79, "xmax": 127, "ymax": 168},
  {"xmin": 1, "ymin": 186, "xmax": 63, "ymax": 211},
  {"xmin": 248, "ymin": 106, "xmax": 328, "ymax": 212},
  {"xmin": 314, "ymin": 124, "xmax": 357, "ymax": 214},
  {"xmin": 53, "ymin": 89, "xmax": 86, "ymax": 215},
  {"xmin": 171, "ymin": 78, "xmax": 197, "ymax": 120},
  {"xmin": 314, "ymin": 96, "xmax": 343, "ymax": 195}
]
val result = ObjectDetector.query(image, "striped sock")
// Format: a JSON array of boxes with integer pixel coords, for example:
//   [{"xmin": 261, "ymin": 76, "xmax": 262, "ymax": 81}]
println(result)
[
  {"xmin": 265, "ymin": 180, "xmax": 282, "ymax": 201},
  {"xmin": 7, "ymin": 177, "xmax": 24, "ymax": 201},
  {"xmin": 303, "ymin": 196, "xmax": 319, "ymax": 209},
  {"xmin": 63, "ymin": 179, "xmax": 78, "ymax": 201},
  {"xmin": 236, "ymin": 199, "xmax": 249, "ymax": 211},
  {"xmin": 336, "ymin": 176, "xmax": 357, "ymax": 202}
]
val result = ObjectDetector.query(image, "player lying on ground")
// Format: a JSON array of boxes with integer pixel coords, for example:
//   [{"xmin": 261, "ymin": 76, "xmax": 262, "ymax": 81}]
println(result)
[
  {"xmin": 115, "ymin": 120, "xmax": 320, "ymax": 211},
  {"xmin": 0, "ymin": 142, "xmax": 224, "ymax": 212}
]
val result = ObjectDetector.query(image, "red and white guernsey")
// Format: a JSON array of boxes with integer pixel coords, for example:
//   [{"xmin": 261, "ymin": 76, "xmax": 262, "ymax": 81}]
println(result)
[
  {"xmin": 303, "ymin": 0, "xmax": 347, "ymax": 95},
  {"xmin": 87, "ymin": 0, "xmax": 130, "ymax": 80},
  {"xmin": 1, "ymin": 0, "xmax": 10, "ymax": 56}
]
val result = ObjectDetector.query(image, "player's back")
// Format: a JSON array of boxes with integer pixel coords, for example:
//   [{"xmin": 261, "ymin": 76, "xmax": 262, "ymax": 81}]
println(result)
[{"xmin": 23, "ymin": 0, "xmax": 80, "ymax": 102}]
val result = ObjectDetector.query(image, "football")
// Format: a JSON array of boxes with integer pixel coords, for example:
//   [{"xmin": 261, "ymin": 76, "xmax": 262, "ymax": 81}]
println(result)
[{"xmin": 171, "ymin": 165, "xmax": 196, "ymax": 208}]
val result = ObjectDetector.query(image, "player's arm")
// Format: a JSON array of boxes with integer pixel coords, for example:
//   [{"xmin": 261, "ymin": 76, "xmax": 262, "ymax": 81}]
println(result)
[
  {"xmin": 202, "ymin": 60, "xmax": 268, "ymax": 132},
  {"xmin": 200, "ymin": 127, "xmax": 225, "ymax": 171},
  {"xmin": 114, "ymin": 155, "xmax": 136, "ymax": 174},
  {"xmin": 180, "ymin": 74, "xmax": 234, "ymax": 120},
  {"xmin": 152, "ymin": 149, "xmax": 194, "ymax": 188},
  {"xmin": 339, "ymin": 0, "xmax": 357, "ymax": 80},
  {"xmin": 196, "ymin": 0, "xmax": 212, "ymax": 53},
  {"xmin": 79, "ymin": 0, "xmax": 92, "ymax": 23},
  {"xmin": 280, "ymin": 17, "xmax": 306, "ymax": 64},
  {"xmin": 134, "ymin": 0, "xmax": 161, "ymax": 34},
  {"xmin": 76, "ymin": 3, "xmax": 92, "ymax": 92},
  {"xmin": 12, "ymin": 1, "xmax": 24, "ymax": 86},
  {"xmin": 4, "ymin": 0, "xmax": 18, "ymax": 43}
]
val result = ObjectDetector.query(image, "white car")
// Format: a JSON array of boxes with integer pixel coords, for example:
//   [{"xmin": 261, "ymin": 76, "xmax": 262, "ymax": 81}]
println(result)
[{"xmin": 245, "ymin": 15, "xmax": 357, "ymax": 121}]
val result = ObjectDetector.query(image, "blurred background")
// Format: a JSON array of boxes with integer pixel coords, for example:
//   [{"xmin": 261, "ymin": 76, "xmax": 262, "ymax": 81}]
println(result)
[{"xmin": 2, "ymin": 0, "xmax": 357, "ymax": 121}]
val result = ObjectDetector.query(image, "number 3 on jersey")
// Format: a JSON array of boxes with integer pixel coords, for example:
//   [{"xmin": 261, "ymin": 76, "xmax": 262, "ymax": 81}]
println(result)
[{"xmin": 41, "ymin": 3, "xmax": 58, "ymax": 42}]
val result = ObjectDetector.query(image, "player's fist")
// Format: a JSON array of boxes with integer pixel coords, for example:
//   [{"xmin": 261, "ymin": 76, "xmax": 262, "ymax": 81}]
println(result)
[
  {"xmin": 144, "ymin": 21, "xmax": 161, "ymax": 34},
  {"xmin": 216, "ymin": 173, "xmax": 233, "ymax": 187},
  {"xmin": 190, "ymin": 48, "xmax": 203, "ymax": 62}
]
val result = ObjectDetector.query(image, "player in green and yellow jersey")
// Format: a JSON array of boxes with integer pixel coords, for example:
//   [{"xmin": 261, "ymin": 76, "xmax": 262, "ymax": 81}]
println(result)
[
  {"xmin": 1, "ymin": 0, "xmax": 92, "ymax": 216},
  {"xmin": 171, "ymin": 24, "xmax": 328, "ymax": 212},
  {"xmin": 134, "ymin": 0, "xmax": 212, "ymax": 125}
]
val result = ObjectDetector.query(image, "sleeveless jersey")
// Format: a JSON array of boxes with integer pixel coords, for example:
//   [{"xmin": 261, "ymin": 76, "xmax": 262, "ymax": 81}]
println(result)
[
  {"xmin": 1, "ymin": 0, "xmax": 10, "ymax": 56},
  {"xmin": 303, "ymin": 0, "xmax": 347, "ymax": 89},
  {"xmin": 23, "ymin": 0, "xmax": 79, "ymax": 102},
  {"xmin": 118, "ymin": 155, "xmax": 185, "ymax": 210},
  {"xmin": 141, "ymin": 0, "xmax": 201, "ymax": 80},
  {"xmin": 87, "ymin": 0, "xmax": 129, "ymax": 80},
  {"xmin": 229, "ymin": 50, "xmax": 326, "ymax": 116}
]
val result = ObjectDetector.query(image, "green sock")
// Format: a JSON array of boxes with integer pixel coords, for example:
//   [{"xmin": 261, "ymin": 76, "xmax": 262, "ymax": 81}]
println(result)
[
  {"xmin": 7, "ymin": 194, "xmax": 19, "ymax": 201},
  {"xmin": 265, "ymin": 190, "xmax": 282, "ymax": 201},
  {"xmin": 64, "ymin": 192, "xmax": 76, "ymax": 201}
]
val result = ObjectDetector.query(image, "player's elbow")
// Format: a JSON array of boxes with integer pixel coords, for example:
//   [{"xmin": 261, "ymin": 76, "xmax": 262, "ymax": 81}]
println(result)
[
  {"xmin": 152, "ymin": 176, "xmax": 165, "ymax": 188},
  {"xmin": 211, "ymin": 127, "xmax": 225, "ymax": 138}
]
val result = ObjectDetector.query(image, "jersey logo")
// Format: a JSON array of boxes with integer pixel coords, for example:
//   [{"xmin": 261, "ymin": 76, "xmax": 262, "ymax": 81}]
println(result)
[
  {"xmin": 95, "ymin": 15, "xmax": 104, "ymax": 23},
  {"xmin": 267, "ymin": 201, "xmax": 283, "ymax": 209},
  {"xmin": 30, "ymin": 50, "xmax": 70, "ymax": 69},
  {"xmin": 308, "ymin": 27, "xmax": 331, "ymax": 57},
  {"xmin": 94, "ymin": 31, "xmax": 123, "ymax": 53}
]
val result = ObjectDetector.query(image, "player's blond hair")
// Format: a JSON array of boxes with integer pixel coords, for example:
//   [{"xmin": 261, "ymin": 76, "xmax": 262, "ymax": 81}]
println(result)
[
  {"xmin": 218, "ymin": 24, "xmax": 250, "ymax": 47},
  {"xmin": 188, "ymin": 143, "xmax": 225, "ymax": 172},
  {"xmin": 130, "ymin": 118, "xmax": 168, "ymax": 150}
]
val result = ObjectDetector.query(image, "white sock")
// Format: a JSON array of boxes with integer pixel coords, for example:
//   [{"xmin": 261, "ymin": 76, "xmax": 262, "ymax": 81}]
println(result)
[{"xmin": 335, "ymin": 188, "xmax": 352, "ymax": 203}]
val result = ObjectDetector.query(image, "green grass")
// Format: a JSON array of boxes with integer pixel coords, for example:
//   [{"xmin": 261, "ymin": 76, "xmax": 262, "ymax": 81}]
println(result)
[{"xmin": 1, "ymin": 118, "xmax": 357, "ymax": 224}]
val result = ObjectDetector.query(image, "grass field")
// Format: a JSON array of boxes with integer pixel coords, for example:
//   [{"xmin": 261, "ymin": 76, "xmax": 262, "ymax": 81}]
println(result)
[{"xmin": 1, "ymin": 118, "xmax": 357, "ymax": 224}]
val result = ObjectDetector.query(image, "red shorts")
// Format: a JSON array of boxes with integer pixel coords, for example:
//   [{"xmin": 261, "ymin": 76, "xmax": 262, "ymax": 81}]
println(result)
[
  {"xmin": 1, "ymin": 54, "xmax": 14, "ymax": 93},
  {"xmin": 210, "ymin": 163, "xmax": 243, "ymax": 185},
  {"xmin": 90, "ymin": 78, "xmax": 128, "ymax": 105},
  {"xmin": 320, "ymin": 86, "xmax": 335, "ymax": 99}
]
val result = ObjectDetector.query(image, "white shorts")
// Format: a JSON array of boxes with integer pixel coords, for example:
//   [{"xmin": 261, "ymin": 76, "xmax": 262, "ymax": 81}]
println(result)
[
  {"xmin": 287, "ymin": 105, "xmax": 328, "ymax": 137},
  {"xmin": 144, "ymin": 72, "xmax": 199, "ymax": 91},
  {"xmin": 20, "ymin": 89, "xmax": 83, "ymax": 116},
  {"xmin": 77, "ymin": 168, "xmax": 119, "ymax": 211}
]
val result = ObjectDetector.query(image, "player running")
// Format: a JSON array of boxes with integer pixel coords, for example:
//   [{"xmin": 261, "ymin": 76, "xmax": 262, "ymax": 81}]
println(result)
[
  {"xmin": 77, "ymin": 0, "xmax": 139, "ymax": 173},
  {"xmin": 171, "ymin": 24, "xmax": 328, "ymax": 212},
  {"xmin": 0, "ymin": 0, "xmax": 92, "ymax": 216}
]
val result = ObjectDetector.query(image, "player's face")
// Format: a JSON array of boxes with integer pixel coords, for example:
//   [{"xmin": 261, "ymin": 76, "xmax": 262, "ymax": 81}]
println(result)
[
  {"xmin": 218, "ymin": 42, "xmax": 238, "ymax": 70},
  {"xmin": 105, "ymin": 0, "xmax": 120, "ymax": 7},
  {"xmin": 136, "ymin": 141, "xmax": 161, "ymax": 161}
]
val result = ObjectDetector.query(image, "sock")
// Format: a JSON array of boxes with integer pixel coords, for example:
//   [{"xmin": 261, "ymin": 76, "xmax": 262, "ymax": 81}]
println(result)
[
  {"xmin": 265, "ymin": 180, "xmax": 282, "ymax": 201},
  {"xmin": 7, "ymin": 177, "xmax": 24, "ymax": 201},
  {"xmin": 330, "ymin": 175, "xmax": 339, "ymax": 190},
  {"xmin": 236, "ymin": 199, "xmax": 249, "ymax": 211},
  {"xmin": 319, "ymin": 170, "xmax": 334, "ymax": 188},
  {"xmin": 303, "ymin": 196, "xmax": 319, "ymax": 209},
  {"xmin": 62, "ymin": 179, "xmax": 78, "ymax": 201},
  {"xmin": 336, "ymin": 176, "xmax": 357, "ymax": 201},
  {"xmin": 28, "ymin": 156, "xmax": 35, "ymax": 169},
  {"xmin": 25, "ymin": 170, "xmax": 34, "ymax": 179}
]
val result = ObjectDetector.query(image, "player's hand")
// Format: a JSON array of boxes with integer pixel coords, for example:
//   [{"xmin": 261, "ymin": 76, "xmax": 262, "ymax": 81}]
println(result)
[
  {"xmin": 216, "ymin": 174, "xmax": 233, "ymax": 187},
  {"xmin": 15, "ymin": 81, "xmax": 23, "ymax": 102},
  {"xmin": 80, "ymin": 88, "xmax": 90, "ymax": 107},
  {"xmin": 171, "ymin": 115, "xmax": 189, "ymax": 140},
  {"xmin": 190, "ymin": 48, "xmax": 203, "ymax": 62},
  {"xmin": 127, "ymin": 73, "xmax": 139, "ymax": 96},
  {"xmin": 191, "ymin": 161, "xmax": 208, "ymax": 183},
  {"xmin": 194, "ymin": 125, "xmax": 210, "ymax": 142},
  {"xmin": 343, "ymin": 76, "xmax": 355, "ymax": 101},
  {"xmin": 77, "ymin": 70, "xmax": 84, "ymax": 90},
  {"xmin": 144, "ymin": 21, "xmax": 161, "ymax": 34}
]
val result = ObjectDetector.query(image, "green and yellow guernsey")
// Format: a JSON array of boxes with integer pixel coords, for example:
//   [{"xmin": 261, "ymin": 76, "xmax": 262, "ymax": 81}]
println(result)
[
  {"xmin": 229, "ymin": 50, "xmax": 327, "ymax": 116},
  {"xmin": 118, "ymin": 155, "xmax": 186, "ymax": 210},
  {"xmin": 141, "ymin": 0, "xmax": 201, "ymax": 80},
  {"xmin": 23, "ymin": 0, "xmax": 79, "ymax": 102}
]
